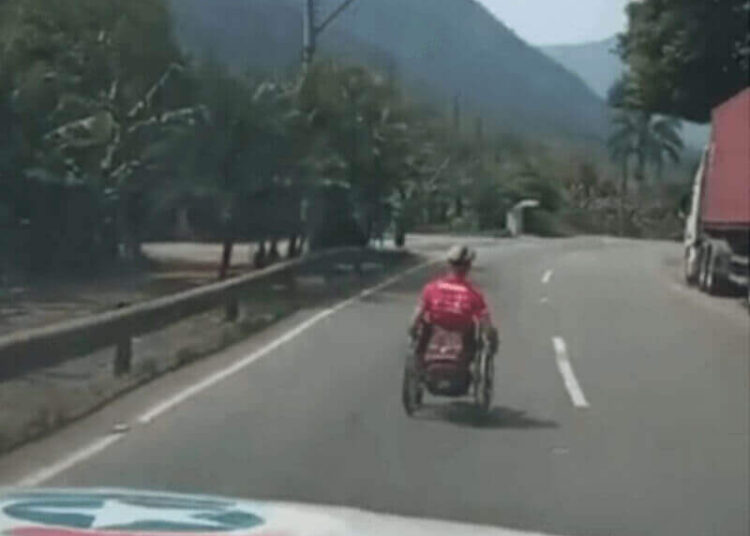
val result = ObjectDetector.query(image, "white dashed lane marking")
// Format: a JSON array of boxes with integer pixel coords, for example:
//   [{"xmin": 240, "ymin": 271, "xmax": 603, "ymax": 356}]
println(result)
[{"xmin": 552, "ymin": 337, "xmax": 590, "ymax": 409}]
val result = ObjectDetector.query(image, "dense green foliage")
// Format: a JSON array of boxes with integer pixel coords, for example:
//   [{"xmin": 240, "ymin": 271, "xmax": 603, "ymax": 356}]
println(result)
[
  {"xmin": 1, "ymin": 0, "xmax": 691, "ymax": 278},
  {"xmin": 599, "ymin": 1, "xmax": 743, "ymax": 235},
  {"xmin": 1, "ymin": 0, "xmax": 193, "ymax": 270},
  {"xmin": 618, "ymin": 0, "xmax": 749, "ymax": 122}
]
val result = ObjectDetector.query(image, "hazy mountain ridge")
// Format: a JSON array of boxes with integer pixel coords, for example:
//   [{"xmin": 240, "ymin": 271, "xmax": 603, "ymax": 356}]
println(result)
[
  {"xmin": 168, "ymin": 0, "xmax": 609, "ymax": 141},
  {"xmin": 542, "ymin": 37, "xmax": 622, "ymax": 99},
  {"xmin": 542, "ymin": 37, "xmax": 710, "ymax": 149}
]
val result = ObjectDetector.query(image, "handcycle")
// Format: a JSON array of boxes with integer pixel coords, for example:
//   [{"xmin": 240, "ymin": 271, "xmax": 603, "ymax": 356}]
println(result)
[{"xmin": 402, "ymin": 321, "xmax": 494, "ymax": 416}]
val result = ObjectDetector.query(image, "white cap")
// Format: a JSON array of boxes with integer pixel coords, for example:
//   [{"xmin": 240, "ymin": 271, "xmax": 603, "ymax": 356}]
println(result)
[{"xmin": 446, "ymin": 245, "xmax": 476, "ymax": 266}]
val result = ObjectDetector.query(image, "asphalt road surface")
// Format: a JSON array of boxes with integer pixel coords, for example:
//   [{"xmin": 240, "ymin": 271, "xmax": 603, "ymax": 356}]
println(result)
[{"xmin": 2, "ymin": 237, "xmax": 748, "ymax": 536}]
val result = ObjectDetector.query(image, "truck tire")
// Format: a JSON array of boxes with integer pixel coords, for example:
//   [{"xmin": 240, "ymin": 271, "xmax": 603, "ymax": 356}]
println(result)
[
  {"xmin": 685, "ymin": 246, "xmax": 701, "ymax": 286},
  {"xmin": 706, "ymin": 249, "xmax": 717, "ymax": 293},
  {"xmin": 698, "ymin": 245, "xmax": 712, "ymax": 292},
  {"xmin": 704, "ymin": 246, "xmax": 732, "ymax": 296}
]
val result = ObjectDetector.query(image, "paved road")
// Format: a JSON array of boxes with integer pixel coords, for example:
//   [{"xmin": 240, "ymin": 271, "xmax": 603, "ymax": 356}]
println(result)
[{"xmin": 1, "ymin": 237, "xmax": 748, "ymax": 536}]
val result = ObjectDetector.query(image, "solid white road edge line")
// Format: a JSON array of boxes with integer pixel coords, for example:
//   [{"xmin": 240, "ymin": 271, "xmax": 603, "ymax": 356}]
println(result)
[
  {"xmin": 138, "ymin": 259, "xmax": 437, "ymax": 424},
  {"xmin": 15, "ymin": 434, "xmax": 123, "ymax": 487},
  {"xmin": 14, "ymin": 258, "xmax": 438, "ymax": 487},
  {"xmin": 552, "ymin": 337, "xmax": 590, "ymax": 409},
  {"xmin": 542, "ymin": 270, "xmax": 553, "ymax": 285}
]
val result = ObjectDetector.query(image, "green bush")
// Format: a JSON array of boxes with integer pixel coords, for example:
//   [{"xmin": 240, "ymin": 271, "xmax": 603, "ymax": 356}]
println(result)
[{"xmin": 525, "ymin": 209, "xmax": 571, "ymax": 237}]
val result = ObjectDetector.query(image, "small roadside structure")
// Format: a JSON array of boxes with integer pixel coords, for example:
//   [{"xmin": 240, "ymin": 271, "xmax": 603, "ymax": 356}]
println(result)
[{"xmin": 506, "ymin": 200, "xmax": 540, "ymax": 237}]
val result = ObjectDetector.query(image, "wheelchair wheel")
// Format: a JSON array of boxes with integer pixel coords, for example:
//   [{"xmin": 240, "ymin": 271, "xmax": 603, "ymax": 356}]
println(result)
[
  {"xmin": 402, "ymin": 353, "xmax": 423, "ymax": 416},
  {"xmin": 475, "ymin": 351, "xmax": 494, "ymax": 414}
]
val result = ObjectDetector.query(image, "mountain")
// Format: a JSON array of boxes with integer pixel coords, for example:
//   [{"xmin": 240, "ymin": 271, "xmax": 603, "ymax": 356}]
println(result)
[
  {"xmin": 542, "ymin": 37, "xmax": 622, "ymax": 100},
  {"xmin": 168, "ymin": 0, "xmax": 609, "ymax": 142},
  {"xmin": 542, "ymin": 37, "xmax": 710, "ymax": 149}
]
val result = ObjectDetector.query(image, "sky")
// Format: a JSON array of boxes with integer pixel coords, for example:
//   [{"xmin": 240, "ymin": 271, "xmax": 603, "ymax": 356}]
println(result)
[{"xmin": 475, "ymin": 0, "xmax": 631, "ymax": 46}]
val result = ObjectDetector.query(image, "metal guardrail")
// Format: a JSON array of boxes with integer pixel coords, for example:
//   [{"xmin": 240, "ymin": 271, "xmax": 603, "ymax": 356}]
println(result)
[{"xmin": 0, "ymin": 247, "xmax": 402, "ymax": 381}]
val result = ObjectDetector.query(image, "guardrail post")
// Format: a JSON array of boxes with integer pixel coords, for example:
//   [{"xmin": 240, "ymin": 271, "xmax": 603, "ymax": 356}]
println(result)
[
  {"xmin": 225, "ymin": 297, "xmax": 239, "ymax": 322},
  {"xmin": 113, "ymin": 302, "xmax": 133, "ymax": 376},
  {"xmin": 114, "ymin": 337, "xmax": 133, "ymax": 376}
]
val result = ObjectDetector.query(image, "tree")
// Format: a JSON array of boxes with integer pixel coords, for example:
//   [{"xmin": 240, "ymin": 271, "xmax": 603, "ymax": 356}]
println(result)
[
  {"xmin": 300, "ymin": 62, "xmax": 418, "ymax": 243},
  {"xmin": 565, "ymin": 161, "xmax": 600, "ymax": 210},
  {"xmin": 618, "ymin": 0, "xmax": 749, "ymax": 122},
  {"xmin": 608, "ymin": 110, "xmax": 639, "ymax": 235},
  {"xmin": 44, "ymin": 63, "xmax": 206, "ymax": 260},
  {"xmin": 2, "ymin": 0, "xmax": 196, "ymax": 263},
  {"xmin": 178, "ymin": 64, "xmax": 302, "ymax": 278},
  {"xmin": 607, "ymin": 108, "xmax": 684, "ymax": 234},
  {"xmin": 646, "ymin": 116, "xmax": 684, "ymax": 181}
]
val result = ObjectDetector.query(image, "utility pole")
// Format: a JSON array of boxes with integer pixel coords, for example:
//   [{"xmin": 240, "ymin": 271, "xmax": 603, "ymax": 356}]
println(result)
[{"xmin": 302, "ymin": 0, "xmax": 359, "ymax": 71}]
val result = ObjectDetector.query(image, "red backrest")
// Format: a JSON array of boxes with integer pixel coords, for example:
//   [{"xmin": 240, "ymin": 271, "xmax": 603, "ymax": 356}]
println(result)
[{"xmin": 423, "ymin": 326, "xmax": 467, "ymax": 364}]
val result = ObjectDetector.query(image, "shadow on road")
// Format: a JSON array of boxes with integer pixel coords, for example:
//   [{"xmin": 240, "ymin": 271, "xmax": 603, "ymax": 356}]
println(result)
[{"xmin": 416, "ymin": 402, "xmax": 558, "ymax": 430}]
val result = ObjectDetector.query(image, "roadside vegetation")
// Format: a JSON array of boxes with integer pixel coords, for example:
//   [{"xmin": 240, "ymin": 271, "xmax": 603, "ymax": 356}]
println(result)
[
  {"xmin": 605, "ymin": 0, "xmax": 749, "ymax": 236},
  {"xmin": 3, "ymin": 0, "xmax": 744, "ymax": 284}
]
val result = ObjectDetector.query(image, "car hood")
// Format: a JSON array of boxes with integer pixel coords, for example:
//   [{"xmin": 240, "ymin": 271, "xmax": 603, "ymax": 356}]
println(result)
[{"xmin": 0, "ymin": 488, "xmax": 555, "ymax": 536}]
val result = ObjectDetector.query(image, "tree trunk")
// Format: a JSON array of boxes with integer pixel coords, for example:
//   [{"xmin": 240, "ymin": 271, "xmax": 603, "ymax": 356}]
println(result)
[
  {"xmin": 455, "ymin": 195, "xmax": 464, "ymax": 218},
  {"xmin": 253, "ymin": 241, "xmax": 267, "ymax": 269},
  {"xmin": 395, "ymin": 220, "xmax": 406, "ymax": 248},
  {"xmin": 218, "ymin": 235, "xmax": 234, "ymax": 280},
  {"xmin": 116, "ymin": 192, "xmax": 145, "ymax": 264},
  {"xmin": 635, "ymin": 142, "xmax": 646, "ymax": 184},
  {"xmin": 117, "ymin": 210, "xmax": 137, "ymax": 262},
  {"xmin": 619, "ymin": 159, "xmax": 629, "ymax": 237},
  {"xmin": 286, "ymin": 234, "xmax": 298, "ymax": 259},
  {"xmin": 218, "ymin": 200, "xmax": 235, "ymax": 279},
  {"xmin": 175, "ymin": 206, "xmax": 192, "ymax": 240},
  {"xmin": 268, "ymin": 239, "xmax": 280, "ymax": 264}
]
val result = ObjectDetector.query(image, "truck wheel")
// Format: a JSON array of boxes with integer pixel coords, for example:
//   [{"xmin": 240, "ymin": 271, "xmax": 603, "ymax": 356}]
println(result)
[
  {"xmin": 685, "ymin": 247, "xmax": 700, "ymax": 286},
  {"xmin": 705, "ymin": 251, "xmax": 717, "ymax": 294},
  {"xmin": 704, "ymin": 249, "xmax": 735, "ymax": 296},
  {"xmin": 698, "ymin": 245, "xmax": 712, "ymax": 292}
]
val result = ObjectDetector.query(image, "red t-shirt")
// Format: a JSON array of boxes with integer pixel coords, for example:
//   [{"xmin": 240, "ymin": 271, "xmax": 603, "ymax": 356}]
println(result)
[{"xmin": 420, "ymin": 273, "xmax": 491, "ymax": 330}]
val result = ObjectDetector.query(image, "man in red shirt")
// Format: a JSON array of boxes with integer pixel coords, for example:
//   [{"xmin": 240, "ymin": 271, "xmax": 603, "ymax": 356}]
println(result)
[{"xmin": 410, "ymin": 245, "xmax": 499, "ymax": 357}]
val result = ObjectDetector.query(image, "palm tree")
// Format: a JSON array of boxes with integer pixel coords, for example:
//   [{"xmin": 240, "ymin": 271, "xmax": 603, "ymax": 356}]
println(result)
[
  {"xmin": 608, "ymin": 110, "xmax": 638, "ymax": 235},
  {"xmin": 608, "ymin": 109, "xmax": 684, "ymax": 234},
  {"xmin": 647, "ymin": 117, "xmax": 684, "ymax": 181}
]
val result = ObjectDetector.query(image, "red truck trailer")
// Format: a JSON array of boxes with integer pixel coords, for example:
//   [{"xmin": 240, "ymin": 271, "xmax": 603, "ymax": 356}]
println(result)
[{"xmin": 684, "ymin": 88, "xmax": 750, "ymax": 297}]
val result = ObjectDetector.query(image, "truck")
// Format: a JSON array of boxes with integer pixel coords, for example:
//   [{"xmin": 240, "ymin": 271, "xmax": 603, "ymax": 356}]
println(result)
[{"xmin": 684, "ymin": 88, "xmax": 750, "ymax": 300}]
